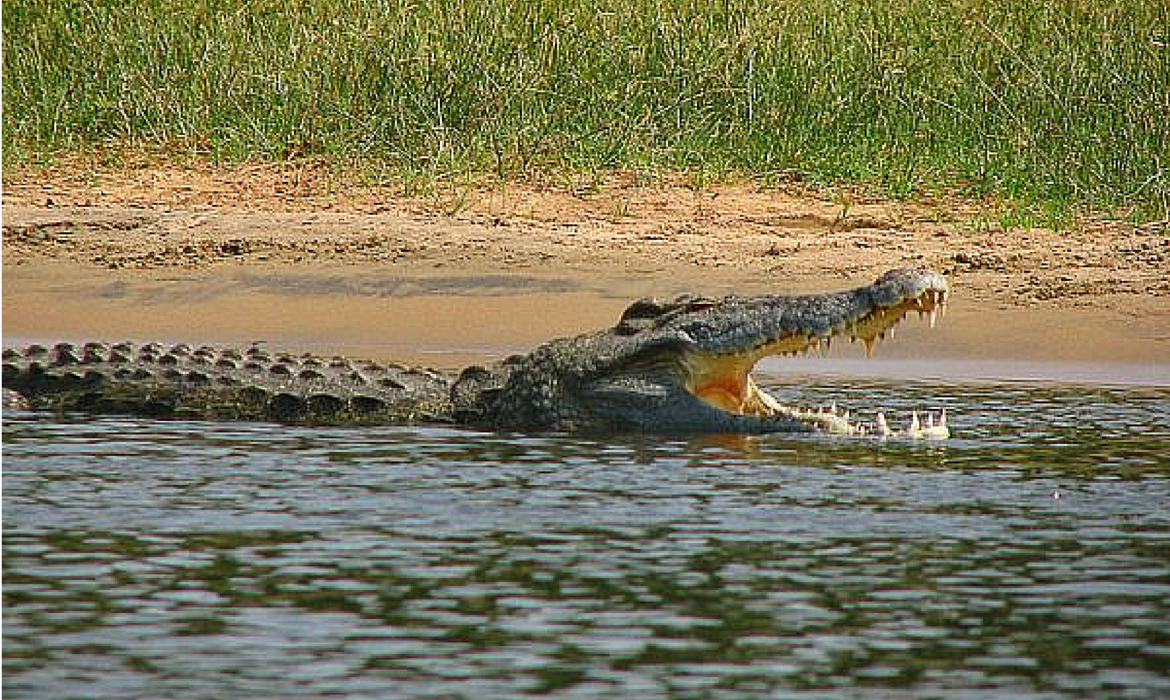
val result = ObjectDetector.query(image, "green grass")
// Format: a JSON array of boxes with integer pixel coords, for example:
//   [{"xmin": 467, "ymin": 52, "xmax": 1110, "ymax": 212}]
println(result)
[{"xmin": 4, "ymin": 0, "xmax": 1168, "ymax": 219}]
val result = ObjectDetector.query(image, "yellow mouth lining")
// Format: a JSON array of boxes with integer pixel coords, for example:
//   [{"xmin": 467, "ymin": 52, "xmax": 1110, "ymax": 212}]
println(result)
[{"xmin": 683, "ymin": 288, "xmax": 947, "ymax": 418}]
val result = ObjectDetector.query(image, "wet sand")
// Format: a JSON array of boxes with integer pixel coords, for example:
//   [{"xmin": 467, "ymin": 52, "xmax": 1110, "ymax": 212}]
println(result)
[{"xmin": 3, "ymin": 163, "xmax": 1167, "ymax": 383}]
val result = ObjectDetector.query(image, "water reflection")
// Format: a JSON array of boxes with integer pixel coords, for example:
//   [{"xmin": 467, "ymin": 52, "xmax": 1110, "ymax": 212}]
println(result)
[{"xmin": 4, "ymin": 378, "xmax": 1170, "ymax": 698}]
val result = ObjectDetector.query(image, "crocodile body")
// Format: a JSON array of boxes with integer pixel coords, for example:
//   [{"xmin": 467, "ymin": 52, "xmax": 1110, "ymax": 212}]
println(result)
[{"xmin": 3, "ymin": 268, "xmax": 950, "ymax": 436}]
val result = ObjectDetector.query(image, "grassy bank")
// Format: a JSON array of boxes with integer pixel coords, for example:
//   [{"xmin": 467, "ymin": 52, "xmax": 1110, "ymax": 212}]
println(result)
[{"xmin": 4, "ymin": 0, "xmax": 1168, "ymax": 219}]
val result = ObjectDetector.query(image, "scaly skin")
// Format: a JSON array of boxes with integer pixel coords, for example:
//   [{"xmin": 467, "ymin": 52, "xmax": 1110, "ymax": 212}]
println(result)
[{"xmin": 3, "ymin": 268, "xmax": 950, "ymax": 437}]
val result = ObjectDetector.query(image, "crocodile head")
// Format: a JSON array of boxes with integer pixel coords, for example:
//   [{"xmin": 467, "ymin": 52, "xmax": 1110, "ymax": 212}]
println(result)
[{"xmin": 465, "ymin": 268, "xmax": 949, "ymax": 436}]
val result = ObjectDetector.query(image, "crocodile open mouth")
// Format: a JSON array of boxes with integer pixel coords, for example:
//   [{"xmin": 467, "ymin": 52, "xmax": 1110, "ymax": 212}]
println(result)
[{"xmin": 682, "ymin": 286, "xmax": 949, "ymax": 437}]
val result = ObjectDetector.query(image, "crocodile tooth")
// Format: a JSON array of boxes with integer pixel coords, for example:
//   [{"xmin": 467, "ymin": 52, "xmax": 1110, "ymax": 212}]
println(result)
[
  {"xmin": 863, "ymin": 337, "xmax": 876, "ymax": 358},
  {"xmin": 876, "ymin": 412, "xmax": 892, "ymax": 436}
]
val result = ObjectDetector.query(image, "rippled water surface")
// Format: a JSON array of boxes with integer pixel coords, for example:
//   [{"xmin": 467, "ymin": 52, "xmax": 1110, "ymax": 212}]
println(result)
[{"xmin": 4, "ymin": 376, "xmax": 1169, "ymax": 699}]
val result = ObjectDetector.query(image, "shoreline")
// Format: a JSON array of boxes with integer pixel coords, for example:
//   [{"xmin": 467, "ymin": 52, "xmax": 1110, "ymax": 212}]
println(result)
[{"xmin": 3, "ymin": 165, "xmax": 1167, "ymax": 380}]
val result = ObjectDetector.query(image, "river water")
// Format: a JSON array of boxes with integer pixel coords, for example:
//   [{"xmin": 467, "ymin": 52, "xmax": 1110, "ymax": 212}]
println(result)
[{"xmin": 4, "ymin": 375, "xmax": 1169, "ymax": 699}]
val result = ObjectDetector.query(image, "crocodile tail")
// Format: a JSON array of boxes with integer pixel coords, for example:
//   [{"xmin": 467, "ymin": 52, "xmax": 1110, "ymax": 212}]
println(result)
[{"xmin": 2, "ymin": 342, "xmax": 454, "ymax": 425}]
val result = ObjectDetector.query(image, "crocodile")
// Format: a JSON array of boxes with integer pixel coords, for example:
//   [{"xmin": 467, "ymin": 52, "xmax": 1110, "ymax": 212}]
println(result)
[{"xmin": 3, "ymin": 268, "xmax": 950, "ymax": 437}]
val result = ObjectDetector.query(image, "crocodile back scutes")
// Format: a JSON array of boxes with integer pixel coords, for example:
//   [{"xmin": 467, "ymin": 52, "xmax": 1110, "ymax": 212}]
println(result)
[{"xmin": 2, "ymin": 342, "xmax": 455, "ymax": 425}]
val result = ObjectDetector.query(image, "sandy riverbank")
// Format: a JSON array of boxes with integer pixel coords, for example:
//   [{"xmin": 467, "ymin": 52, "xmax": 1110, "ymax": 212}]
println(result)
[{"xmin": 3, "ymin": 163, "xmax": 1167, "ymax": 379}]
